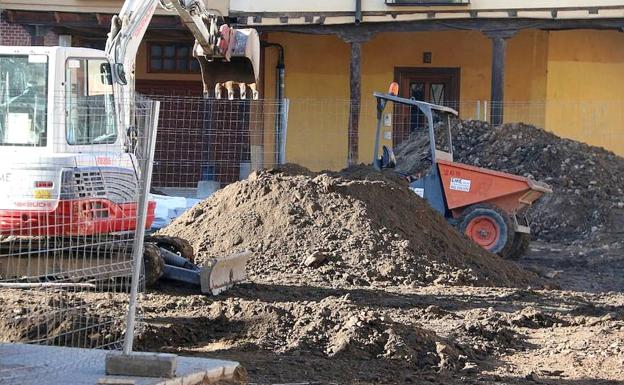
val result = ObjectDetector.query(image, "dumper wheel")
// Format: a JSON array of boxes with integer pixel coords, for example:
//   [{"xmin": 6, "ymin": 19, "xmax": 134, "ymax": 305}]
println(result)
[
  {"xmin": 143, "ymin": 243, "xmax": 165, "ymax": 288},
  {"xmin": 145, "ymin": 235, "xmax": 195, "ymax": 264},
  {"xmin": 503, "ymin": 233, "xmax": 531, "ymax": 261},
  {"xmin": 459, "ymin": 204, "xmax": 514, "ymax": 257}
]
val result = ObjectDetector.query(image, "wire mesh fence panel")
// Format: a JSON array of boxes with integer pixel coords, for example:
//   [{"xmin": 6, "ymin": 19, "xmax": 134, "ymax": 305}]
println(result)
[
  {"xmin": 359, "ymin": 99, "xmax": 624, "ymax": 170},
  {"xmin": 272, "ymin": 98, "xmax": 624, "ymax": 173},
  {"xmin": 0, "ymin": 79, "xmax": 158, "ymax": 382},
  {"xmin": 145, "ymin": 96, "xmax": 288, "ymax": 198}
]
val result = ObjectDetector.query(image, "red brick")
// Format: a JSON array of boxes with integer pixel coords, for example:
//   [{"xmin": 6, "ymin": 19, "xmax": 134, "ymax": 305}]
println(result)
[{"xmin": 0, "ymin": 17, "xmax": 59, "ymax": 46}]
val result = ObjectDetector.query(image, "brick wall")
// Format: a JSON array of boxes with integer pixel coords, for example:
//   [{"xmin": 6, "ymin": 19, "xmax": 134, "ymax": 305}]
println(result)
[
  {"xmin": 0, "ymin": 15, "xmax": 59, "ymax": 46},
  {"xmin": 0, "ymin": 17, "xmax": 31, "ymax": 45}
]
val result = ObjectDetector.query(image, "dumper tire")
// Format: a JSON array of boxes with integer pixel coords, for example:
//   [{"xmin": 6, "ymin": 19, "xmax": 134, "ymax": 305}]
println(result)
[
  {"xmin": 459, "ymin": 203, "xmax": 514, "ymax": 257},
  {"xmin": 504, "ymin": 232, "xmax": 531, "ymax": 261},
  {"xmin": 143, "ymin": 243, "xmax": 165, "ymax": 288},
  {"xmin": 145, "ymin": 235, "xmax": 195, "ymax": 264}
]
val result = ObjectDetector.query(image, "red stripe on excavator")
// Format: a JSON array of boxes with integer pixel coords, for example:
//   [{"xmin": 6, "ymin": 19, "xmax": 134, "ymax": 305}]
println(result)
[{"xmin": 0, "ymin": 199, "xmax": 155, "ymax": 236}]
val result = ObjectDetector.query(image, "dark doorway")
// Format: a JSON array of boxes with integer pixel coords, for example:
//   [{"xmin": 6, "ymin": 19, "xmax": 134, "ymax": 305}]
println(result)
[{"xmin": 392, "ymin": 67, "xmax": 460, "ymax": 147}]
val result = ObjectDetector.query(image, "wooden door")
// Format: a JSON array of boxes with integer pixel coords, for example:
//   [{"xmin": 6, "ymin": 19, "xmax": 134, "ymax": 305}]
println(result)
[{"xmin": 393, "ymin": 67, "xmax": 460, "ymax": 147}]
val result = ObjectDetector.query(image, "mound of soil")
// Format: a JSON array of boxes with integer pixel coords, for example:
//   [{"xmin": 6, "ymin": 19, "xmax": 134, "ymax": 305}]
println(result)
[
  {"xmin": 158, "ymin": 165, "xmax": 540, "ymax": 288},
  {"xmin": 394, "ymin": 121, "xmax": 624, "ymax": 243}
]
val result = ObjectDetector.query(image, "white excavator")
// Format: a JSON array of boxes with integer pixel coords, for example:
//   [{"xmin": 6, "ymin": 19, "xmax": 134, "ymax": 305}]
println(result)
[{"xmin": 0, "ymin": 0, "xmax": 258, "ymax": 293}]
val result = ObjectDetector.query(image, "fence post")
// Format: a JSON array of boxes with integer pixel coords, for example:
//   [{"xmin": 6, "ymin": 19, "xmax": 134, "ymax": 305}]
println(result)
[
  {"xmin": 279, "ymin": 99, "xmax": 290, "ymax": 164},
  {"xmin": 476, "ymin": 101, "xmax": 481, "ymax": 121},
  {"xmin": 122, "ymin": 99, "xmax": 160, "ymax": 355},
  {"xmin": 484, "ymin": 101, "xmax": 489, "ymax": 123}
]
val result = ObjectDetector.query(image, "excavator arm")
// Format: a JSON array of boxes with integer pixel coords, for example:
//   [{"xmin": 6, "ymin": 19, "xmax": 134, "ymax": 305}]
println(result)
[
  {"xmin": 105, "ymin": 0, "xmax": 259, "ymax": 100},
  {"xmin": 102, "ymin": 0, "xmax": 259, "ymax": 294}
]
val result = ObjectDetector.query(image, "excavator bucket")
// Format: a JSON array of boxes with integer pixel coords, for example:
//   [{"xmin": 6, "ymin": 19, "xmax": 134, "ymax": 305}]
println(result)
[
  {"xmin": 194, "ymin": 26, "xmax": 260, "ymax": 99},
  {"xmin": 199, "ymin": 250, "xmax": 253, "ymax": 295}
]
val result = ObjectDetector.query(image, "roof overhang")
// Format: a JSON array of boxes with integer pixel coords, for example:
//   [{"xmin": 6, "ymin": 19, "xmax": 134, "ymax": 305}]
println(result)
[
  {"xmin": 232, "ymin": 5, "xmax": 624, "ymax": 27},
  {"xmin": 1, "ymin": 9, "xmax": 191, "ymax": 40},
  {"xmin": 0, "ymin": 0, "xmax": 229, "ymax": 16}
]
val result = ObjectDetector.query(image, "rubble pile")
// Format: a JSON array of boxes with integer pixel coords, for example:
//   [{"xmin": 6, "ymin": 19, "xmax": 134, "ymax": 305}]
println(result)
[
  {"xmin": 159, "ymin": 165, "xmax": 540, "ymax": 288},
  {"xmin": 395, "ymin": 121, "xmax": 624, "ymax": 242}
]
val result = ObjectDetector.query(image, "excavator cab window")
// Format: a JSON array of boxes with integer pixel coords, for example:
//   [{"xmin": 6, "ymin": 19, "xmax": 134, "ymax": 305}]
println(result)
[
  {"xmin": 0, "ymin": 54, "xmax": 48, "ymax": 147},
  {"xmin": 65, "ymin": 58, "xmax": 117, "ymax": 145}
]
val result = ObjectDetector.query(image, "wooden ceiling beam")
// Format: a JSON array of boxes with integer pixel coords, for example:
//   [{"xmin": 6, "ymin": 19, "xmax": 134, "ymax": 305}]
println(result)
[{"xmin": 3, "ymin": 10, "xmax": 185, "ymax": 30}]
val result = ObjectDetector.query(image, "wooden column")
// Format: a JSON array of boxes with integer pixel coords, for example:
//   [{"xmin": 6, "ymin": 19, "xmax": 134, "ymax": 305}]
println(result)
[
  {"xmin": 348, "ymin": 40, "xmax": 362, "ymax": 166},
  {"xmin": 484, "ymin": 30, "xmax": 516, "ymax": 125},
  {"xmin": 342, "ymin": 32, "xmax": 372, "ymax": 167}
]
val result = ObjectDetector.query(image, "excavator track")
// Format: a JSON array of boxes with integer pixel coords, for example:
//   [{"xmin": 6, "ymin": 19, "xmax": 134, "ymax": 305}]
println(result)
[
  {"xmin": 0, "ymin": 234, "xmax": 250, "ymax": 294},
  {"xmin": 144, "ymin": 235, "xmax": 194, "ymax": 263}
]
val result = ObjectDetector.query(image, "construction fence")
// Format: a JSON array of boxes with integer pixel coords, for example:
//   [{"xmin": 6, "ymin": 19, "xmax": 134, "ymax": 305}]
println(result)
[
  {"xmin": 0, "ymin": 93, "xmax": 290, "ymax": 382},
  {"xmin": 104, "ymin": 93, "xmax": 624, "ymax": 193},
  {"xmin": 0, "ymin": 94, "xmax": 159, "ymax": 383},
  {"xmin": 278, "ymin": 99, "xmax": 624, "ymax": 171},
  {"xmin": 147, "ymin": 96, "xmax": 289, "ymax": 198}
]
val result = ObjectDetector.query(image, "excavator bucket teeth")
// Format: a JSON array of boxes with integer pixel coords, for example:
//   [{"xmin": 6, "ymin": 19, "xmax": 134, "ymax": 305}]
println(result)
[
  {"xmin": 200, "ymin": 250, "xmax": 252, "ymax": 295},
  {"xmin": 194, "ymin": 27, "xmax": 260, "ymax": 98}
]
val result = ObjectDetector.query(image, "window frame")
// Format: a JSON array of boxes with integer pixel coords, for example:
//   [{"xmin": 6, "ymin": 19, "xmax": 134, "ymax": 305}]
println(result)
[
  {"xmin": 64, "ymin": 56, "xmax": 118, "ymax": 146},
  {"xmin": 147, "ymin": 42, "xmax": 201, "ymax": 74},
  {"xmin": 0, "ymin": 54, "xmax": 49, "ymax": 147}
]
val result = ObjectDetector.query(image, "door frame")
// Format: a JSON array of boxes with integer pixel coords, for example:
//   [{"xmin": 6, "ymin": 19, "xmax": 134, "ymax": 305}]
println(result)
[
  {"xmin": 393, "ymin": 67, "xmax": 461, "ymax": 108},
  {"xmin": 391, "ymin": 67, "xmax": 461, "ymax": 148}
]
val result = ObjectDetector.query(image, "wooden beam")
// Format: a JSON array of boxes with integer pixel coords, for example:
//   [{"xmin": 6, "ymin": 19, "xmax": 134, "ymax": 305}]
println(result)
[
  {"xmin": 54, "ymin": 12, "xmax": 96, "ymax": 25},
  {"xmin": 348, "ymin": 40, "xmax": 362, "ymax": 166},
  {"xmin": 484, "ymin": 30, "xmax": 516, "ymax": 125},
  {"xmin": 232, "ymin": 4, "xmax": 624, "ymax": 19},
  {"xmin": 5, "ymin": 9, "xmax": 56, "ymax": 24},
  {"xmin": 4, "ymin": 10, "xmax": 185, "ymax": 31},
  {"xmin": 255, "ymin": 18, "xmax": 624, "ymax": 37},
  {"xmin": 341, "ymin": 32, "xmax": 372, "ymax": 167}
]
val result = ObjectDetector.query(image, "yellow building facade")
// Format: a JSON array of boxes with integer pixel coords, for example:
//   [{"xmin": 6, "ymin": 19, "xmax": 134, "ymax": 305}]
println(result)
[
  {"xmin": 261, "ymin": 29, "xmax": 624, "ymax": 171},
  {"xmin": 3, "ymin": 0, "xmax": 624, "ymax": 172}
]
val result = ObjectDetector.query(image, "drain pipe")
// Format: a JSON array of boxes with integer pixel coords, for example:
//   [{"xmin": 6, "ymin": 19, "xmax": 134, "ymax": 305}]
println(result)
[
  {"xmin": 263, "ymin": 42, "xmax": 286, "ymax": 163},
  {"xmin": 355, "ymin": 0, "xmax": 362, "ymax": 24}
]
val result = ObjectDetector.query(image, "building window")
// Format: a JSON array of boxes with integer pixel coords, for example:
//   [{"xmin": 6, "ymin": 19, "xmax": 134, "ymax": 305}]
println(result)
[{"xmin": 148, "ymin": 43, "xmax": 200, "ymax": 73}]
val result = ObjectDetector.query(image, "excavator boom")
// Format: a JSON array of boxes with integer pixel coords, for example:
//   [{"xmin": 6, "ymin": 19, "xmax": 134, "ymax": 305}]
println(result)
[{"xmin": 105, "ymin": 0, "xmax": 260, "ymax": 102}]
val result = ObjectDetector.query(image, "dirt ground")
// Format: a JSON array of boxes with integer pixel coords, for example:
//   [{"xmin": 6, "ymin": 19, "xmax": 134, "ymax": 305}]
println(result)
[
  {"xmin": 3, "ymin": 121, "xmax": 623, "ymax": 384},
  {"xmin": 143, "ymin": 163, "xmax": 623, "ymax": 385},
  {"xmin": 103, "ymin": 122, "xmax": 620, "ymax": 384},
  {"xmin": 130, "ymin": 237, "xmax": 624, "ymax": 385}
]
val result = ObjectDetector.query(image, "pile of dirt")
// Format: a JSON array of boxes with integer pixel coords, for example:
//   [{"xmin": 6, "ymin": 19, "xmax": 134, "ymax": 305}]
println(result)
[
  {"xmin": 394, "ymin": 121, "xmax": 624, "ymax": 243},
  {"xmin": 158, "ymin": 165, "xmax": 540, "ymax": 288}
]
